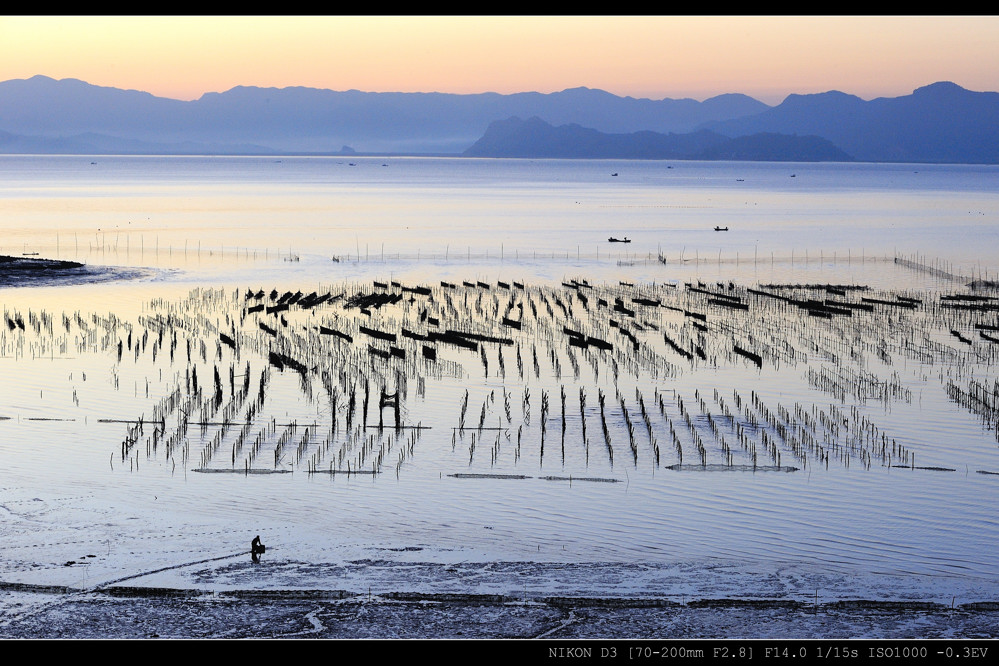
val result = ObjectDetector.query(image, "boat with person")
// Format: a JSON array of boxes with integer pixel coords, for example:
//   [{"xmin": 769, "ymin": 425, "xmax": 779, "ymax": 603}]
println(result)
[{"xmin": 608, "ymin": 237, "xmax": 631, "ymax": 243}]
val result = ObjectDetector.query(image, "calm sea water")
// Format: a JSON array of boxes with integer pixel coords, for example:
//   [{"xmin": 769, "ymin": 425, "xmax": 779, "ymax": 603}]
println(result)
[
  {"xmin": 3, "ymin": 155, "xmax": 998, "ymax": 286},
  {"xmin": 2, "ymin": 155, "xmax": 999, "ymax": 597}
]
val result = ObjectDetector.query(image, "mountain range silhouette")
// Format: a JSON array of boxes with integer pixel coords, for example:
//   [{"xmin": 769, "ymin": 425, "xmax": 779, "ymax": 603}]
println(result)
[{"xmin": 1, "ymin": 76, "xmax": 995, "ymax": 162}]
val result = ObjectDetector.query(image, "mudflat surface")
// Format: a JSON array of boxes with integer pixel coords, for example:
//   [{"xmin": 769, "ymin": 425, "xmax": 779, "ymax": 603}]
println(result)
[
  {"xmin": 0, "ymin": 253, "xmax": 143, "ymax": 287},
  {"xmin": 3, "ymin": 571, "xmax": 999, "ymax": 640}
]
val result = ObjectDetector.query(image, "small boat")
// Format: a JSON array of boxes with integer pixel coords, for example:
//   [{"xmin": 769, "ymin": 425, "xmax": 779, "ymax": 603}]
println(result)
[
  {"xmin": 714, "ymin": 226, "xmax": 729, "ymax": 232},
  {"xmin": 608, "ymin": 237, "xmax": 631, "ymax": 243}
]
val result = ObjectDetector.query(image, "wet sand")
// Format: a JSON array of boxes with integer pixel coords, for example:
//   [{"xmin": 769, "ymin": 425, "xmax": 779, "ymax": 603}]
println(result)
[
  {"xmin": 0, "ymin": 253, "xmax": 145, "ymax": 288},
  {"xmin": 4, "ymin": 578, "xmax": 999, "ymax": 640},
  {"xmin": 3, "ymin": 553, "xmax": 999, "ymax": 640}
]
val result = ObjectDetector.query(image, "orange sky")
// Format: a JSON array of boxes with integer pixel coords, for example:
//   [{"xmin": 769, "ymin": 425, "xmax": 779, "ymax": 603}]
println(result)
[{"xmin": 0, "ymin": 16, "xmax": 996, "ymax": 105}]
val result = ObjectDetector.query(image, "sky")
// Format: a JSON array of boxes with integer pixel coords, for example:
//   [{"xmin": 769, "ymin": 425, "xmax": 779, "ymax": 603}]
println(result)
[{"xmin": 0, "ymin": 15, "xmax": 997, "ymax": 105}]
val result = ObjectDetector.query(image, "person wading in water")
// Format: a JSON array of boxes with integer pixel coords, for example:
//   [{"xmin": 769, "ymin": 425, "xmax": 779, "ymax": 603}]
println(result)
[{"xmin": 251, "ymin": 535, "xmax": 266, "ymax": 563}]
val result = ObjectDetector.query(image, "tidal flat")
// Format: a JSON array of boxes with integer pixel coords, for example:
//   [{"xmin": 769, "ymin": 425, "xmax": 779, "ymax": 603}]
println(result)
[{"xmin": 3, "ymin": 259, "xmax": 999, "ymax": 639}]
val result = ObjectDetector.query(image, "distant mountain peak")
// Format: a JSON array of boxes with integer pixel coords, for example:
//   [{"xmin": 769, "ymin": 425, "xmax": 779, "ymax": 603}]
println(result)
[
  {"xmin": 912, "ymin": 81, "xmax": 971, "ymax": 96},
  {"xmin": 915, "ymin": 80, "xmax": 963, "ymax": 91},
  {"xmin": 703, "ymin": 80, "xmax": 999, "ymax": 163},
  {"xmin": 783, "ymin": 89, "xmax": 864, "ymax": 103},
  {"xmin": 464, "ymin": 115, "xmax": 852, "ymax": 161}
]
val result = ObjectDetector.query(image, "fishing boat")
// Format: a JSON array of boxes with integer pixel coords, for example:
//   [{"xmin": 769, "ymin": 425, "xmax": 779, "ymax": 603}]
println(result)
[
  {"xmin": 714, "ymin": 226, "xmax": 729, "ymax": 232},
  {"xmin": 608, "ymin": 237, "xmax": 631, "ymax": 243}
]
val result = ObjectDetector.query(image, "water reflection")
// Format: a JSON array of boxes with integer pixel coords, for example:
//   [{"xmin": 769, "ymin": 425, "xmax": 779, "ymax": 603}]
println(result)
[{"xmin": 1, "ymin": 156, "xmax": 998, "ymax": 593}]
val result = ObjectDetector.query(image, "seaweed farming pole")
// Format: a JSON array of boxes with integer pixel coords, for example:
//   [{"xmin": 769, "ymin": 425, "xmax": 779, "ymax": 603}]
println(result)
[
  {"xmin": 540, "ymin": 390, "xmax": 549, "ymax": 464},
  {"xmin": 599, "ymin": 388, "xmax": 613, "ymax": 466},
  {"xmin": 561, "ymin": 384, "xmax": 566, "ymax": 462},
  {"xmin": 894, "ymin": 254, "xmax": 968, "ymax": 283}
]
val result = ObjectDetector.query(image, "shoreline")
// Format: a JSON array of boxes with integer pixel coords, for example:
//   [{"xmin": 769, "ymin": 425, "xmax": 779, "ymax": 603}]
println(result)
[
  {"xmin": 4, "ymin": 546, "xmax": 999, "ymax": 639},
  {"xmin": 4, "ymin": 576, "xmax": 999, "ymax": 640},
  {"xmin": 0, "ymin": 253, "xmax": 146, "ymax": 288}
]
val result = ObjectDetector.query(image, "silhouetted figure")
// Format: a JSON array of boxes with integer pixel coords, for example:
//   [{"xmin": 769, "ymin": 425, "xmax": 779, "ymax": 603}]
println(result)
[{"xmin": 251, "ymin": 535, "xmax": 266, "ymax": 563}]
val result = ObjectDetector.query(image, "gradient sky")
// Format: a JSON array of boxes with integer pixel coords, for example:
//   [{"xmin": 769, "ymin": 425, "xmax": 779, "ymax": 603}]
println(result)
[{"xmin": 0, "ymin": 16, "xmax": 996, "ymax": 105}]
